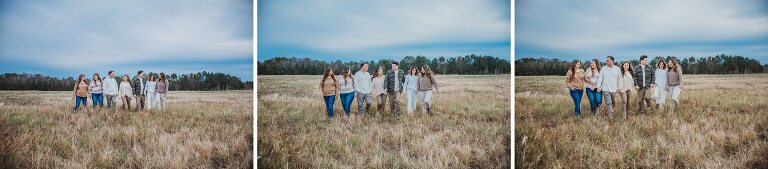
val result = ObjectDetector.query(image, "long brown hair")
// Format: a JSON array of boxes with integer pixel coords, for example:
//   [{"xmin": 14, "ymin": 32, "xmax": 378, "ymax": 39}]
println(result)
[
  {"xmin": 372, "ymin": 67, "xmax": 384, "ymax": 80},
  {"xmin": 420, "ymin": 65, "xmax": 433, "ymax": 77},
  {"xmin": 341, "ymin": 66, "xmax": 354, "ymax": 86},
  {"xmin": 148, "ymin": 74, "xmax": 157, "ymax": 81},
  {"xmin": 408, "ymin": 66, "xmax": 418, "ymax": 75},
  {"xmin": 92, "ymin": 73, "xmax": 102, "ymax": 84},
  {"xmin": 568, "ymin": 60, "xmax": 579, "ymax": 81},
  {"xmin": 122, "ymin": 74, "xmax": 131, "ymax": 84},
  {"xmin": 668, "ymin": 59, "xmax": 679, "ymax": 72},
  {"xmin": 159, "ymin": 72, "xmax": 167, "ymax": 81},
  {"xmin": 620, "ymin": 61, "xmax": 633, "ymax": 77},
  {"xmin": 76, "ymin": 74, "xmax": 88, "ymax": 88},
  {"xmin": 656, "ymin": 59, "xmax": 667, "ymax": 70},
  {"xmin": 589, "ymin": 59, "xmax": 601, "ymax": 77},
  {"xmin": 321, "ymin": 67, "xmax": 337, "ymax": 88}
]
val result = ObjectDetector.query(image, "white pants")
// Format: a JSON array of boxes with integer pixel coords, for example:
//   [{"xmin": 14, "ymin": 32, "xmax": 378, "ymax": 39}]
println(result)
[
  {"xmin": 418, "ymin": 90, "xmax": 432, "ymax": 113},
  {"xmin": 156, "ymin": 92, "xmax": 166, "ymax": 110},
  {"xmin": 406, "ymin": 89, "xmax": 418, "ymax": 113},
  {"xmin": 653, "ymin": 86, "xmax": 667, "ymax": 105},
  {"xmin": 669, "ymin": 86, "xmax": 682, "ymax": 102},
  {"xmin": 146, "ymin": 91, "xmax": 157, "ymax": 110}
]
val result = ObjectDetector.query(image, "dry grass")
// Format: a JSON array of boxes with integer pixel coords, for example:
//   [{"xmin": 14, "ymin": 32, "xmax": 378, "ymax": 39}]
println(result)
[
  {"xmin": 0, "ymin": 91, "xmax": 253, "ymax": 168},
  {"xmin": 515, "ymin": 74, "xmax": 768, "ymax": 168},
  {"xmin": 257, "ymin": 75, "xmax": 511, "ymax": 168}
]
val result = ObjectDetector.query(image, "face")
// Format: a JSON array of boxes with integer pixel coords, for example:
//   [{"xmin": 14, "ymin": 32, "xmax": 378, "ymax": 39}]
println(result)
[
  {"xmin": 575, "ymin": 62, "xmax": 581, "ymax": 69},
  {"xmin": 122, "ymin": 76, "xmax": 128, "ymax": 81},
  {"xmin": 410, "ymin": 68, "xmax": 416, "ymax": 74},
  {"xmin": 606, "ymin": 58, "xmax": 614, "ymax": 66},
  {"xmin": 641, "ymin": 58, "xmax": 647, "ymax": 65},
  {"xmin": 590, "ymin": 61, "xmax": 597, "ymax": 68},
  {"xmin": 668, "ymin": 61, "xmax": 673, "ymax": 67},
  {"xmin": 110, "ymin": 72, "xmax": 115, "ymax": 78},
  {"xmin": 362, "ymin": 64, "xmax": 369, "ymax": 72},
  {"xmin": 139, "ymin": 73, "xmax": 144, "ymax": 78},
  {"xmin": 93, "ymin": 75, "xmax": 98, "ymax": 80},
  {"xmin": 392, "ymin": 64, "xmax": 398, "ymax": 70},
  {"xmin": 623, "ymin": 63, "xmax": 630, "ymax": 70}
]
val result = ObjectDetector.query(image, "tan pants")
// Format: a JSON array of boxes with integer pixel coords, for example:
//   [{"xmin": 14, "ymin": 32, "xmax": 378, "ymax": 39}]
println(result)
[
  {"xmin": 134, "ymin": 95, "xmax": 145, "ymax": 111},
  {"xmin": 637, "ymin": 87, "xmax": 653, "ymax": 113},
  {"xmin": 121, "ymin": 96, "xmax": 132, "ymax": 110},
  {"xmin": 619, "ymin": 91, "xmax": 631, "ymax": 118},
  {"xmin": 387, "ymin": 91, "xmax": 401, "ymax": 116},
  {"xmin": 375, "ymin": 94, "xmax": 386, "ymax": 115}
]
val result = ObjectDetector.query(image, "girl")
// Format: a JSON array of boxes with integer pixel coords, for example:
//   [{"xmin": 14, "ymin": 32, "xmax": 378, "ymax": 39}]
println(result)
[
  {"xmin": 145, "ymin": 74, "xmax": 158, "ymax": 111},
  {"xmin": 585, "ymin": 59, "xmax": 602, "ymax": 115},
  {"xmin": 565, "ymin": 60, "xmax": 589, "ymax": 116},
  {"xmin": 319, "ymin": 67, "xmax": 339, "ymax": 120},
  {"xmin": 119, "ymin": 74, "xmax": 133, "ymax": 110},
  {"xmin": 370, "ymin": 67, "xmax": 386, "ymax": 116},
  {"xmin": 667, "ymin": 59, "xmax": 683, "ymax": 113},
  {"xmin": 417, "ymin": 65, "xmax": 438, "ymax": 115},
  {"xmin": 156, "ymin": 72, "xmax": 170, "ymax": 110},
  {"xmin": 338, "ymin": 67, "xmax": 355, "ymax": 117},
  {"xmin": 403, "ymin": 66, "xmax": 420, "ymax": 114},
  {"xmin": 653, "ymin": 59, "xmax": 668, "ymax": 113},
  {"xmin": 73, "ymin": 74, "xmax": 90, "ymax": 112},
  {"xmin": 618, "ymin": 61, "xmax": 634, "ymax": 119},
  {"xmin": 89, "ymin": 73, "xmax": 104, "ymax": 109}
]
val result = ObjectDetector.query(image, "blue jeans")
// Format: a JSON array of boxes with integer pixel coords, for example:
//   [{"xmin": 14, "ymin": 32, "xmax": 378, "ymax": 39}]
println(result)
[
  {"xmin": 74, "ymin": 96, "xmax": 87, "ymax": 111},
  {"xmin": 323, "ymin": 96, "xmax": 335, "ymax": 118},
  {"xmin": 339, "ymin": 92, "xmax": 355, "ymax": 116},
  {"xmin": 569, "ymin": 89, "xmax": 584, "ymax": 116},
  {"xmin": 586, "ymin": 88, "xmax": 602, "ymax": 114},
  {"xmin": 91, "ymin": 93, "xmax": 104, "ymax": 108}
]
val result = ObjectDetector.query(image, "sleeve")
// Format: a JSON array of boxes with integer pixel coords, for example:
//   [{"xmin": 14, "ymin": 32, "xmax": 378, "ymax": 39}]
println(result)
[
  {"xmin": 383, "ymin": 74, "xmax": 389, "ymax": 92},
  {"xmin": 678, "ymin": 68, "xmax": 684, "ymax": 87},
  {"xmin": 165, "ymin": 80, "xmax": 170, "ymax": 92},
  {"xmin": 649, "ymin": 68, "xmax": 655, "ymax": 85},
  {"xmin": 353, "ymin": 73, "xmax": 360, "ymax": 91},
  {"xmin": 596, "ymin": 69, "xmax": 604, "ymax": 88},
  {"xmin": 565, "ymin": 70, "xmax": 573, "ymax": 87},
  {"xmin": 431, "ymin": 76, "xmax": 438, "ymax": 91},
  {"xmin": 73, "ymin": 83, "xmax": 78, "ymax": 96}
]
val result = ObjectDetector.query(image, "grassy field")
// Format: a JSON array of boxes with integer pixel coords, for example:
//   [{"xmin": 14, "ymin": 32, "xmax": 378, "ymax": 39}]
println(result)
[
  {"xmin": 0, "ymin": 91, "xmax": 253, "ymax": 168},
  {"xmin": 257, "ymin": 75, "xmax": 511, "ymax": 168},
  {"xmin": 515, "ymin": 74, "xmax": 768, "ymax": 168}
]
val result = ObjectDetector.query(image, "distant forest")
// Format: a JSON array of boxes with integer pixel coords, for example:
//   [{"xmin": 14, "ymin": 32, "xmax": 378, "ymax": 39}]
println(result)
[
  {"xmin": 0, "ymin": 71, "xmax": 253, "ymax": 91},
  {"xmin": 257, "ymin": 54, "xmax": 511, "ymax": 75},
  {"xmin": 516, "ymin": 54, "xmax": 768, "ymax": 76}
]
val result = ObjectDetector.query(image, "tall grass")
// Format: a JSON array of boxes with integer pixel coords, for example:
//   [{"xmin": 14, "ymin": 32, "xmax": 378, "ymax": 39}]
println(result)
[
  {"xmin": 258, "ymin": 75, "xmax": 511, "ymax": 168},
  {"xmin": 515, "ymin": 74, "xmax": 768, "ymax": 168},
  {"xmin": 0, "ymin": 91, "xmax": 253, "ymax": 168}
]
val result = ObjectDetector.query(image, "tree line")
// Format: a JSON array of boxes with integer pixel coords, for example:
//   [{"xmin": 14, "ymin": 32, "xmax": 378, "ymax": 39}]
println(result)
[
  {"xmin": 0, "ymin": 71, "xmax": 253, "ymax": 91},
  {"xmin": 515, "ymin": 54, "xmax": 768, "ymax": 76},
  {"xmin": 257, "ymin": 54, "xmax": 511, "ymax": 75}
]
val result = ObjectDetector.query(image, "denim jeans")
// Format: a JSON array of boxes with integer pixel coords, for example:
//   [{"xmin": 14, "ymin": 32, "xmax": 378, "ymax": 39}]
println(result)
[
  {"xmin": 569, "ymin": 89, "xmax": 584, "ymax": 116},
  {"xmin": 74, "ymin": 96, "xmax": 87, "ymax": 111},
  {"xmin": 339, "ymin": 92, "xmax": 355, "ymax": 116},
  {"xmin": 323, "ymin": 95, "xmax": 335, "ymax": 118},
  {"xmin": 91, "ymin": 93, "xmax": 103, "ymax": 108},
  {"xmin": 586, "ymin": 88, "xmax": 602, "ymax": 113}
]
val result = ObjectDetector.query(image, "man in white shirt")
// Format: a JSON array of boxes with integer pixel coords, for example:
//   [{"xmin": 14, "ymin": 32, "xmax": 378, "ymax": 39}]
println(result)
[
  {"xmin": 597, "ymin": 56, "xmax": 621, "ymax": 118},
  {"xmin": 103, "ymin": 71, "xmax": 119, "ymax": 109},
  {"xmin": 354, "ymin": 63, "xmax": 372, "ymax": 115}
]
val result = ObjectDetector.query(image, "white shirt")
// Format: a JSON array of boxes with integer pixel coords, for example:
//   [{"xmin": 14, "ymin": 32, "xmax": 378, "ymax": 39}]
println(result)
[
  {"xmin": 103, "ymin": 77, "xmax": 118, "ymax": 95},
  {"xmin": 394, "ymin": 69, "xmax": 400, "ymax": 92},
  {"xmin": 337, "ymin": 75, "xmax": 355, "ymax": 93},
  {"xmin": 597, "ymin": 64, "xmax": 621, "ymax": 92},
  {"xmin": 353, "ymin": 71, "xmax": 372, "ymax": 94},
  {"xmin": 118, "ymin": 81, "xmax": 133, "ymax": 97},
  {"xmin": 139, "ymin": 78, "xmax": 145, "ymax": 94},
  {"xmin": 641, "ymin": 65, "xmax": 647, "ymax": 87}
]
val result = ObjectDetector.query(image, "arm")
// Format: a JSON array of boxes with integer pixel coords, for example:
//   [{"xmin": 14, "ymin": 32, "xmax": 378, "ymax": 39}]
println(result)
[
  {"xmin": 565, "ymin": 70, "xmax": 572, "ymax": 88},
  {"xmin": 678, "ymin": 68, "xmax": 684, "ymax": 88},
  {"xmin": 73, "ymin": 83, "xmax": 78, "ymax": 98},
  {"xmin": 431, "ymin": 76, "xmax": 438, "ymax": 92},
  {"xmin": 383, "ymin": 74, "xmax": 389, "ymax": 93},
  {"xmin": 596, "ymin": 69, "xmax": 604, "ymax": 89}
]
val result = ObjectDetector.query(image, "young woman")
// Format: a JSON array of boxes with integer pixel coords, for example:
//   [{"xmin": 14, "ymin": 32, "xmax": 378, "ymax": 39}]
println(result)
[
  {"xmin": 370, "ymin": 67, "xmax": 386, "ymax": 115},
  {"xmin": 653, "ymin": 59, "xmax": 668, "ymax": 113},
  {"xmin": 565, "ymin": 60, "xmax": 589, "ymax": 116},
  {"xmin": 145, "ymin": 74, "xmax": 158, "ymax": 111},
  {"xmin": 119, "ymin": 74, "xmax": 133, "ymax": 110},
  {"xmin": 667, "ymin": 59, "xmax": 683, "ymax": 113},
  {"xmin": 618, "ymin": 61, "xmax": 634, "ymax": 119},
  {"xmin": 338, "ymin": 67, "xmax": 356, "ymax": 117},
  {"xmin": 417, "ymin": 65, "xmax": 438, "ymax": 115},
  {"xmin": 72, "ymin": 74, "xmax": 90, "ymax": 112},
  {"xmin": 585, "ymin": 59, "xmax": 602, "ymax": 115},
  {"xmin": 319, "ymin": 67, "xmax": 339, "ymax": 119},
  {"xmin": 156, "ymin": 72, "xmax": 170, "ymax": 110},
  {"xmin": 89, "ymin": 73, "xmax": 104, "ymax": 109},
  {"xmin": 403, "ymin": 66, "xmax": 420, "ymax": 114}
]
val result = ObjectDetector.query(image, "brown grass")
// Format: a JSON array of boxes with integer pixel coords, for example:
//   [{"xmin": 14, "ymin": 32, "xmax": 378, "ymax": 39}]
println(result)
[
  {"xmin": 0, "ymin": 91, "xmax": 253, "ymax": 168},
  {"xmin": 257, "ymin": 75, "xmax": 511, "ymax": 168},
  {"xmin": 515, "ymin": 74, "xmax": 768, "ymax": 168}
]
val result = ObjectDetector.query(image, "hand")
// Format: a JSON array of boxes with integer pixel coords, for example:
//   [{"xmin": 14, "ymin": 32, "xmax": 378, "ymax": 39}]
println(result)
[
  {"xmin": 634, "ymin": 85, "xmax": 639, "ymax": 90},
  {"xmin": 650, "ymin": 84, "xmax": 655, "ymax": 88}
]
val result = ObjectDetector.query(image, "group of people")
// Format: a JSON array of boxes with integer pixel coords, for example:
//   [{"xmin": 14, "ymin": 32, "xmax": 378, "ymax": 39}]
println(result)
[
  {"xmin": 72, "ymin": 70, "xmax": 170, "ymax": 112},
  {"xmin": 565, "ymin": 55, "xmax": 684, "ymax": 118},
  {"xmin": 319, "ymin": 61, "xmax": 439, "ymax": 120}
]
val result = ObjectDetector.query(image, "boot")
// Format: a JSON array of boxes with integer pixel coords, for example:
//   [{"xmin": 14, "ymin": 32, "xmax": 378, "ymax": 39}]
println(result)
[{"xmin": 427, "ymin": 107, "xmax": 432, "ymax": 116}]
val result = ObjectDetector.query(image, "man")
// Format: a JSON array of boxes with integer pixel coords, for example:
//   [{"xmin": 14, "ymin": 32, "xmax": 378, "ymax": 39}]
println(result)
[
  {"xmin": 103, "ymin": 71, "xmax": 119, "ymax": 109},
  {"xmin": 596, "ymin": 56, "xmax": 621, "ymax": 118},
  {"xmin": 383, "ymin": 61, "xmax": 405, "ymax": 117},
  {"xmin": 354, "ymin": 63, "xmax": 372, "ymax": 115},
  {"xmin": 634, "ymin": 55, "xmax": 655, "ymax": 113},
  {"xmin": 132, "ymin": 70, "xmax": 147, "ymax": 111}
]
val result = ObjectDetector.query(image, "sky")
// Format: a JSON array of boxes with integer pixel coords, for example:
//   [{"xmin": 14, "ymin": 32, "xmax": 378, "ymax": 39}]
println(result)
[
  {"xmin": 516, "ymin": 0, "xmax": 768, "ymax": 63},
  {"xmin": 257, "ymin": 0, "xmax": 511, "ymax": 62},
  {"xmin": 0, "ymin": 0, "xmax": 254, "ymax": 81}
]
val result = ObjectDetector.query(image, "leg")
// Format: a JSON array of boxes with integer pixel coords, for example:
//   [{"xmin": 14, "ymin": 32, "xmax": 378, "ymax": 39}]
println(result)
[
  {"xmin": 423, "ymin": 90, "xmax": 432, "ymax": 115},
  {"xmin": 419, "ymin": 91, "xmax": 427, "ymax": 114},
  {"xmin": 74, "ymin": 96, "xmax": 82, "ymax": 111},
  {"xmin": 364, "ymin": 94, "xmax": 372, "ymax": 112},
  {"xmin": 356, "ymin": 92, "xmax": 364, "ymax": 115},
  {"xmin": 586, "ymin": 89, "xmax": 596, "ymax": 114},
  {"xmin": 388, "ymin": 92, "xmax": 396, "ymax": 116},
  {"xmin": 569, "ymin": 89, "xmax": 580, "ymax": 116},
  {"xmin": 393, "ymin": 92, "xmax": 401, "ymax": 116},
  {"xmin": 637, "ymin": 88, "xmax": 645, "ymax": 114},
  {"xmin": 595, "ymin": 90, "xmax": 603, "ymax": 114},
  {"xmin": 602, "ymin": 91, "xmax": 614, "ymax": 117}
]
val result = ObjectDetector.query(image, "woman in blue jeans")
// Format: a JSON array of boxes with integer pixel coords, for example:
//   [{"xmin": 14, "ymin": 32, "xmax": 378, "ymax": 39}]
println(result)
[
  {"xmin": 89, "ymin": 73, "xmax": 104, "ymax": 110},
  {"xmin": 319, "ymin": 67, "xmax": 339, "ymax": 119},
  {"xmin": 565, "ymin": 60, "xmax": 590, "ymax": 116},
  {"xmin": 585, "ymin": 59, "xmax": 602, "ymax": 115},
  {"xmin": 337, "ymin": 67, "xmax": 356, "ymax": 117}
]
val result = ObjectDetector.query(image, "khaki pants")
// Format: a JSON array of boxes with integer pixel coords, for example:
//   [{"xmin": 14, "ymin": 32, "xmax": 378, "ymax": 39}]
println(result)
[
  {"xmin": 134, "ymin": 95, "xmax": 145, "ymax": 111},
  {"xmin": 618, "ymin": 91, "xmax": 631, "ymax": 118},
  {"xmin": 637, "ymin": 87, "xmax": 653, "ymax": 113},
  {"xmin": 387, "ymin": 91, "xmax": 401, "ymax": 116},
  {"xmin": 121, "ymin": 96, "xmax": 132, "ymax": 110},
  {"xmin": 375, "ymin": 94, "xmax": 386, "ymax": 116}
]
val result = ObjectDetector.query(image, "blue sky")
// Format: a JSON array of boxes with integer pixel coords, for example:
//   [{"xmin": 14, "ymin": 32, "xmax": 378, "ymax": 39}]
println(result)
[
  {"xmin": 0, "ymin": 0, "xmax": 254, "ymax": 81},
  {"xmin": 257, "ymin": 0, "xmax": 511, "ymax": 62},
  {"xmin": 516, "ymin": 0, "xmax": 768, "ymax": 63}
]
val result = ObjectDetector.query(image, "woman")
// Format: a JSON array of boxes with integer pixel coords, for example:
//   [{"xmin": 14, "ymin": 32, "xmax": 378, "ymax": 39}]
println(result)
[
  {"xmin": 119, "ymin": 74, "xmax": 133, "ymax": 110},
  {"xmin": 156, "ymin": 72, "xmax": 170, "ymax": 110},
  {"xmin": 565, "ymin": 60, "xmax": 589, "ymax": 116},
  {"xmin": 319, "ymin": 67, "xmax": 339, "ymax": 119},
  {"xmin": 417, "ymin": 65, "xmax": 438, "ymax": 115},
  {"xmin": 72, "ymin": 74, "xmax": 90, "ymax": 112},
  {"xmin": 89, "ymin": 73, "xmax": 104, "ymax": 109},
  {"xmin": 403, "ymin": 66, "xmax": 420, "ymax": 114},
  {"xmin": 653, "ymin": 59, "xmax": 668, "ymax": 113},
  {"xmin": 337, "ymin": 67, "xmax": 356, "ymax": 117},
  {"xmin": 667, "ymin": 59, "xmax": 683, "ymax": 113},
  {"xmin": 618, "ymin": 61, "xmax": 634, "ymax": 119},
  {"xmin": 145, "ymin": 74, "xmax": 158, "ymax": 111},
  {"xmin": 370, "ymin": 67, "xmax": 386, "ymax": 115},
  {"xmin": 585, "ymin": 59, "xmax": 602, "ymax": 115}
]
